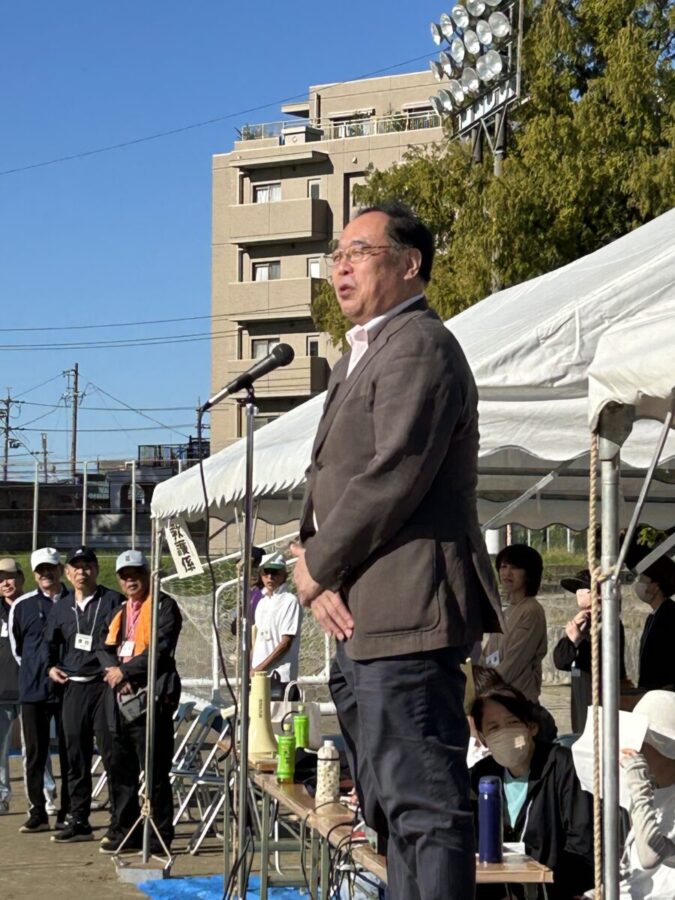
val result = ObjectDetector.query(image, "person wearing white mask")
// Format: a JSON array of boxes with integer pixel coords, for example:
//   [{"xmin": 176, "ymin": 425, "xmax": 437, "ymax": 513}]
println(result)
[
  {"xmin": 584, "ymin": 690, "xmax": 675, "ymax": 899},
  {"xmin": 626, "ymin": 545, "xmax": 675, "ymax": 695},
  {"xmin": 471, "ymin": 689, "xmax": 593, "ymax": 899}
]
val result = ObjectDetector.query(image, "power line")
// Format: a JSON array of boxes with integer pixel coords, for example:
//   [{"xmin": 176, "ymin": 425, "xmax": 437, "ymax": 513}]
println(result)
[
  {"xmin": 2, "ymin": 312, "xmax": 230, "ymax": 333},
  {"xmin": 0, "ymin": 52, "xmax": 432, "ymax": 178},
  {"xmin": 86, "ymin": 379, "xmax": 193, "ymax": 439},
  {"xmin": 0, "ymin": 330, "xmax": 232, "ymax": 351},
  {"xmin": 13, "ymin": 372, "xmax": 65, "ymax": 399},
  {"xmin": 19, "ymin": 400, "xmax": 196, "ymax": 411},
  {"xmin": 17, "ymin": 425, "xmax": 196, "ymax": 433}
]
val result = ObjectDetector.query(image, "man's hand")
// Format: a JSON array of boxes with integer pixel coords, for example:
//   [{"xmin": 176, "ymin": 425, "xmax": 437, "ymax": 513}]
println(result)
[
  {"xmin": 565, "ymin": 610, "xmax": 590, "ymax": 643},
  {"xmin": 309, "ymin": 590, "xmax": 354, "ymax": 641},
  {"xmin": 104, "ymin": 666, "xmax": 125, "ymax": 688},
  {"xmin": 48, "ymin": 666, "xmax": 68, "ymax": 685},
  {"xmin": 290, "ymin": 543, "xmax": 322, "ymax": 606}
]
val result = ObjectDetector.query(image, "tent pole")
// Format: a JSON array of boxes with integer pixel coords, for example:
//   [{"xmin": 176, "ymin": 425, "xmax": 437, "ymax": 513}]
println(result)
[{"xmin": 598, "ymin": 405, "xmax": 633, "ymax": 900}]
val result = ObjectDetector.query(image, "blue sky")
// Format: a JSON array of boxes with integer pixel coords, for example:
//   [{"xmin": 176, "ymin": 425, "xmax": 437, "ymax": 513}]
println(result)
[{"xmin": 0, "ymin": 2, "xmax": 442, "ymax": 470}]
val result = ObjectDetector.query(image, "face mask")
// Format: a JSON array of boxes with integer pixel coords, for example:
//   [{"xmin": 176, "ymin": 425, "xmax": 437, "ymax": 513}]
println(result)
[
  {"xmin": 635, "ymin": 582, "xmax": 652, "ymax": 604},
  {"xmin": 484, "ymin": 725, "xmax": 532, "ymax": 770}
]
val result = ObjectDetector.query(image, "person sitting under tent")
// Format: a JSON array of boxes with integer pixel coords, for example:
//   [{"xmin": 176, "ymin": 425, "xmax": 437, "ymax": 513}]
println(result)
[
  {"xmin": 481, "ymin": 544, "xmax": 547, "ymax": 703},
  {"xmin": 471, "ymin": 688, "xmax": 594, "ymax": 900},
  {"xmin": 584, "ymin": 690, "xmax": 675, "ymax": 899},
  {"xmin": 251, "ymin": 552, "xmax": 302, "ymax": 701},
  {"xmin": 553, "ymin": 568, "xmax": 629, "ymax": 734}
]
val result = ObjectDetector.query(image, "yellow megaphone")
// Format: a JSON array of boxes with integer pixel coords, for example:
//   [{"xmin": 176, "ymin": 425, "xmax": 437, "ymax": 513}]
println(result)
[{"xmin": 248, "ymin": 672, "xmax": 278, "ymax": 760}]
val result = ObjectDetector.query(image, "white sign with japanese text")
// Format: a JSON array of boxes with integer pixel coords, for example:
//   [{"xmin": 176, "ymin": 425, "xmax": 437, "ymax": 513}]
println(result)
[{"xmin": 164, "ymin": 518, "xmax": 204, "ymax": 579}]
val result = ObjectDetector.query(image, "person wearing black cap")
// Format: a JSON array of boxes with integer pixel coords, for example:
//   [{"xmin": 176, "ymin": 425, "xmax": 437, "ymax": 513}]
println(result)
[
  {"xmin": 553, "ymin": 569, "xmax": 628, "ymax": 734},
  {"xmin": 46, "ymin": 547, "xmax": 123, "ymax": 843}
]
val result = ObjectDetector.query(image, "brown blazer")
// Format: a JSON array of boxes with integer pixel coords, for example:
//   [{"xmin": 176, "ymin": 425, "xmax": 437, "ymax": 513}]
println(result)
[{"xmin": 300, "ymin": 299, "xmax": 503, "ymax": 660}]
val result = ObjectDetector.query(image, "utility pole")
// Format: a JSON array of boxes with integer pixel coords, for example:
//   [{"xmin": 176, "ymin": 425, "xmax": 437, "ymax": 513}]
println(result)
[
  {"xmin": 65, "ymin": 364, "xmax": 79, "ymax": 481},
  {"xmin": 1, "ymin": 392, "xmax": 10, "ymax": 482},
  {"xmin": 41, "ymin": 432, "xmax": 49, "ymax": 484}
]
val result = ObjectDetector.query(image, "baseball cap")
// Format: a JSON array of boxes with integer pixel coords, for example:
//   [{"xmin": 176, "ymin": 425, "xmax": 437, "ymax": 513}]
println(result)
[
  {"xmin": 260, "ymin": 551, "xmax": 287, "ymax": 570},
  {"xmin": 0, "ymin": 557, "xmax": 22, "ymax": 575},
  {"xmin": 560, "ymin": 569, "xmax": 592, "ymax": 594},
  {"xmin": 115, "ymin": 550, "xmax": 149, "ymax": 573},
  {"xmin": 66, "ymin": 546, "xmax": 98, "ymax": 565},
  {"xmin": 31, "ymin": 547, "xmax": 61, "ymax": 570}
]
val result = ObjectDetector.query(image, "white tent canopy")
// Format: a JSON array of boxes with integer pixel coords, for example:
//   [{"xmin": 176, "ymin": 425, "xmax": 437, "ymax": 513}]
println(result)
[{"xmin": 152, "ymin": 208, "xmax": 675, "ymax": 526}]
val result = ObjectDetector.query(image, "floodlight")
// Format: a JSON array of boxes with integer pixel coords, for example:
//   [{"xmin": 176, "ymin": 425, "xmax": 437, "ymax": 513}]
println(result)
[
  {"xmin": 476, "ymin": 20, "xmax": 493, "ymax": 46},
  {"xmin": 430, "ymin": 59, "xmax": 444, "ymax": 81},
  {"xmin": 476, "ymin": 49, "xmax": 504, "ymax": 81},
  {"xmin": 430, "ymin": 22, "xmax": 443, "ymax": 45},
  {"xmin": 447, "ymin": 79, "xmax": 466, "ymax": 105},
  {"xmin": 449, "ymin": 36, "xmax": 466, "ymax": 64},
  {"xmin": 488, "ymin": 11, "xmax": 511, "ymax": 39},
  {"xmin": 466, "ymin": 0, "xmax": 486, "ymax": 14},
  {"xmin": 437, "ymin": 89, "xmax": 454, "ymax": 112},
  {"xmin": 450, "ymin": 3, "xmax": 470, "ymax": 29},
  {"xmin": 463, "ymin": 29, "xmax": 480, "ymax": 55},
  {"xmin": 440, "ymin": 12, "xmax": 454, "ymax": 40},
  {"xmin": 429, "ymin": 94, "xmax": 445, "ymax": 116},
  {"xmin": 484, "ymin": 0, "xmax": 502, "ymax": 6},
  {"xmin": 461, "ymin": 67, "xmax": 480, "ymax": 94},
  {"xmin": 439, "ymin": 51, "xmax": 456, "ymax": 77}
]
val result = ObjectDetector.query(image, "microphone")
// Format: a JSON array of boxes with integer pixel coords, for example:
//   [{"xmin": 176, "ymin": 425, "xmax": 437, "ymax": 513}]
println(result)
[{"xmin": 201, "ymin": 343, "xmax": 295, "ymax": 411}]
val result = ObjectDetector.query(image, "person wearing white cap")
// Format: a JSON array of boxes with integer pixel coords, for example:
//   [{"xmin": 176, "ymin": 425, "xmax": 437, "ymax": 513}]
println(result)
[
  {"xmin": 593, "ymin": 691, "xmax": 675, "ymax": 899},
  {"xmin": 251, "ymin": 552, "xmax": 303, "ymax": 699},
  {"xmin": 97, "ymin": 549, "xmax": 182, "ymax": 854},
  {"xmin": 9, "ymin": 548, "xmax": 71, "ymax": 833}
]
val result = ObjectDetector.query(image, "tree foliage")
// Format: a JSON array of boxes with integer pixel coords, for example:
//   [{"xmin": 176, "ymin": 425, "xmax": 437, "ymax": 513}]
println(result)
[{"xmin": 313, "ymin": 0, "xmax": 675, "ymax": 341}]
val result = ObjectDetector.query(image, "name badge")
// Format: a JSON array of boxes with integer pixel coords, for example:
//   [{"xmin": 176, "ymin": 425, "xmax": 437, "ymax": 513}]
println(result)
[
  {"xmin": 486, "ymin": 650, "xmax": 500, "ymax": 668},
  {"xmin": 119, "ymin": 640, "xmax": 135, "ymax": 658},
  {"xmin": 74, "ymin": 633, "xmax": 93, "ymax": 652},
  {"xmin": 0, "ymin": 622, "xmax": 8, "ymax": 638}
]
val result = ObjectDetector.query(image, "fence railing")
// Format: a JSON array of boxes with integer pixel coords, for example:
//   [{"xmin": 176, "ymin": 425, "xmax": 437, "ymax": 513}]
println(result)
[{"xmin": 237, "ymin": 113, "xmax": 442, "ymax": 143}]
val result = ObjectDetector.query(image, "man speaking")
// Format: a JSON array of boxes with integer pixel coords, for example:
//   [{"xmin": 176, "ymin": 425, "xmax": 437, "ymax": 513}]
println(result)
[{"xmin": 292, "ymin": 202, "xmax": 502, "ymax": 899}]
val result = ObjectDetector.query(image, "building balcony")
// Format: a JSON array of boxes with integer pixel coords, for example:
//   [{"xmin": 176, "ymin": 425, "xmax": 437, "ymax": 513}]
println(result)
[
  {"xmin": 235, "ymin": 112, "xmax": 442, "ymax": 144},
  {"xmin": 226, "ymin": 277, "xmax": 324, "ymax": 322},
  {"xmin": 228, "ymin": 198, "xmax": 330, "ymax": 245},
  {"xmin": 227, "ymin": 355, "xmax": 330, "ymax": 397}
]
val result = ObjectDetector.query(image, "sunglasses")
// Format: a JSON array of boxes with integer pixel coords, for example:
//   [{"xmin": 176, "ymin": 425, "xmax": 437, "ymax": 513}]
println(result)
[{"xmin": 262, "ymin": 568, "xmax": 284, "ymax": 576}]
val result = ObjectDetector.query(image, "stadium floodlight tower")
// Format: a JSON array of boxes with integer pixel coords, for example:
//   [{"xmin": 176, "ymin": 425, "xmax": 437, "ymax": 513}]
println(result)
[{"xmin": 428, "ymin": 1, "xmax": 523, "ymax": 174}]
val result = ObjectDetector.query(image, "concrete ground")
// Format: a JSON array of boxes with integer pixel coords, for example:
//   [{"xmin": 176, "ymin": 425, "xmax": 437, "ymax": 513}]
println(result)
[{"xmin": 0, "ymin": 685, "xmax": 573, "ymax": 898}]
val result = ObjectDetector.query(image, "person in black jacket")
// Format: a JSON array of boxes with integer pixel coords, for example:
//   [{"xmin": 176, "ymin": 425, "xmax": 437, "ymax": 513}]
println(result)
[
  {"xmin": 9, "ymin": 547, "xmax": 71, "ymax": 833},
  {"xmin": 553, "ymin": 569, "xmax": 628, "ymax": 734},
  {"xmin": 46, "ymin": 547, "xmax": 123, "ymax": 843},
  {"xmin": 631, "ymin": 551, "xmax": 675, "ymax": 693},
  {"xmin": 99, "ymin": 550, "xmax": 182, "ymax": 855},
  {"xmin": 0, "ymin": 557, "xmax": 22, "ymax": 816},
  {"xmin": 471, "ymin": 689, "xmax": 594, "ymax": 900}
]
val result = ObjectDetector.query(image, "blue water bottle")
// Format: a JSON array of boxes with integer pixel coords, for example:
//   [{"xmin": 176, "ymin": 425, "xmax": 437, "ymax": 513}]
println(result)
[{"xmin": 478, "ymin": 775, "xmax": 503, "ymax": 864}]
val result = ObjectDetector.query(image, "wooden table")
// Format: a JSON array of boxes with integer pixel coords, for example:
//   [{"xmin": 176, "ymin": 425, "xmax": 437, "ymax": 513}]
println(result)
[{"xmin": 253, "ymin": 773, "xmax": 553, "ymax": 897}]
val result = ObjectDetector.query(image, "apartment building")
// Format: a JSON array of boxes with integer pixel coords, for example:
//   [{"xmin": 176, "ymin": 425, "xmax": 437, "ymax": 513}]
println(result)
[{"xmin": 211, "ymin": 69, "xmax": 444, "ymax": 450}]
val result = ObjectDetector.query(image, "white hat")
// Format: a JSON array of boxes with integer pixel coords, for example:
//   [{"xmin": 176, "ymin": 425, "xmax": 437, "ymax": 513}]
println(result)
[
  {"xmin": 634, "ymin": 691, "xmax": 675, "ymax": 759},
  {"xmin": 31, "ymin": 548, "xmax": 61, "ymax": 570},
  {"xmin": 115, "ymin": 550, "xmax": 149, "ymax": 573},
  {"xmin": 260, "ymin": 551, "xmax": 287, "ymax": 570}
]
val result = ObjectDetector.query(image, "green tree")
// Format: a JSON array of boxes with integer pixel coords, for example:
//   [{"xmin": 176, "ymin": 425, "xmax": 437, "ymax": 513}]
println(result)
[{"xmin": 313, "ymin": 0, "xmax": 675, "ymax": 342}]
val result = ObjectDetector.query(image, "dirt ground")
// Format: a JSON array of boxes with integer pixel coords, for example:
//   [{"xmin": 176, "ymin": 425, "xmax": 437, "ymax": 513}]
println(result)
[{"xmin": 0, "ymin": 685, "xmax": 572, "ymax": 899}]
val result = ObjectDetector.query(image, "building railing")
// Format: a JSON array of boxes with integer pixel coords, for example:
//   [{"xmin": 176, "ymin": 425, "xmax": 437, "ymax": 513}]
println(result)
[{"xmin": 236, "ymin": 112, "xmax": 442, "ymax": 143}]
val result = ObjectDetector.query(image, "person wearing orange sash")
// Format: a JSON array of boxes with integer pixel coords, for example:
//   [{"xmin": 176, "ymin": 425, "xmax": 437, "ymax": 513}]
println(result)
[{"xmin": 99, "ymin": 550, "xmax": 182, "ymax": 855}]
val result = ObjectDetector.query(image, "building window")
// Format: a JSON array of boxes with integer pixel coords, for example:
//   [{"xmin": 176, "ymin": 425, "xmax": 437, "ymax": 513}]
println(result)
[
  {"xmin": 253, "ymin": 182, "xmax": 281, "ymax": 203},
  {"xmin": 252, "ymin": 261, "xmax": 281, "ymax": 282},
  {"xmin": 253, "ymin": 414, "xmax": 279, "ymax": 431},
  {"xmin": 307, "ymin": 178, "xmax": 321, "ymax": 199},
  {"xmin": 251, "ymin": 337, "xmax": 280, "ymax": 359},
  {"xmin": 306, "ymin": 336, "xmax": 320, "ymax": 357},
  {"xmin": 307, "ymin": 257, "xmax": 321, "ymax": 279}
]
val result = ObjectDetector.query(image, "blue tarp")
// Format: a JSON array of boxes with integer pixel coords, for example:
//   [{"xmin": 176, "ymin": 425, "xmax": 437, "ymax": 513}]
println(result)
[{"xmin": 137, "ymin": 874, "xmax": 306, "ymax": 899}]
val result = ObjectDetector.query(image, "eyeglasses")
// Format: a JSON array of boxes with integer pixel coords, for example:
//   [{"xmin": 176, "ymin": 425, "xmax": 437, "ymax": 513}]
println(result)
[{"xmin": 324, "ymin": 245, "xmax": 394, "ymax": 267}]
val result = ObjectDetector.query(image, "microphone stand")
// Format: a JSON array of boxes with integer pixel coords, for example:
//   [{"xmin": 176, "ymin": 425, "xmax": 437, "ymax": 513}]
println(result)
[{"xmin": 235, "ymin": 386, "xmax": 256, "ymax": 899}]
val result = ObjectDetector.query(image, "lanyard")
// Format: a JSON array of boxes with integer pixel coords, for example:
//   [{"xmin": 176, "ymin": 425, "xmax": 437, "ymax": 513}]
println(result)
[{"xmin": 73, "ymin": 593, "xmax": 101, "ymax": 639}]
